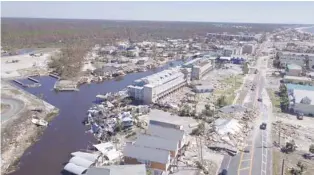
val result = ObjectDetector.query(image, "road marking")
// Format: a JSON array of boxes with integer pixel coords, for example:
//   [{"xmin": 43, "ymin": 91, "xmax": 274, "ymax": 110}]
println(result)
[
  {"xmin": 237, "ymin": 152, "xmax": 244, "ymax": 175},
  {"xmin": 238, "ymin": 167, "xmax": 250, "ymax": 171},
  {"xmin": 240, "ymin": 159, "xmax": 252, "ymax": 162},
  {"xmin": 226, "ymin": 156, "xmax": 232, "ymax": 169}
]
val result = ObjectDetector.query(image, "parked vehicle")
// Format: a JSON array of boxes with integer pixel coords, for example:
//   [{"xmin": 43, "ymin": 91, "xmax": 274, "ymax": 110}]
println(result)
[
  {"xmin": 296, "ymin": 112, "xmax": 304, "ymax": 120},
  {"xmin": 220, "ymin": 169, "xmax": 228, "ymax": 175},
  {"xmin": 258, "ymin": 98, "xmax": 263, "ymax": 102},
  {"xmin": 260, "ymin": 122, "xmax": 267, "ymax": 130}
]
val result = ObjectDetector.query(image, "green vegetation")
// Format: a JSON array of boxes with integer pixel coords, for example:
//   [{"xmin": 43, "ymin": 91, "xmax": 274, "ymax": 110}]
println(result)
[
  {"xmin": 45, "ymin": 110, "xmax": 59, "ymax": 122},
  {"xmin": 266, "ymin": 89, "xmax": 281, "ymax": 112},
  {"xmin": 216, "ymin": 95, "xmax": 228, "ymax": 108},
  {"xmin": 191, "ymin": 122, "xmax": 205, "ymax": 136},
  {"xmin": 48, "ymin": 44, "xmax": 89, "ymax": 79},
  {"xmin": 279, "ymin": 84, "xmax": 289, "ymax": 112}
]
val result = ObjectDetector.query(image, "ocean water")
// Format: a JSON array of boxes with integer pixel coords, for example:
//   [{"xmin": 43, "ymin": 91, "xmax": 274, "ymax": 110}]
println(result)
[{"xmin": 304, "ymin": 26, "xmax": 314, "ymax": 34}]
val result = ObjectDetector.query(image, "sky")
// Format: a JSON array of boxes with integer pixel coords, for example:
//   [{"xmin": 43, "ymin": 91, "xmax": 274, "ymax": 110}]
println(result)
[{"xmin": 1, "ymin": 1, "xmax": 314, "ymax": 24}]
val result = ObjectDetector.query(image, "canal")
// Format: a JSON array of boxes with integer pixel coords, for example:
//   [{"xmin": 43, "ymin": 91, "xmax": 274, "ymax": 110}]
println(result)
[{"xmin": 9, "ymin": 60, "xmax": 184, "ymax": 175}]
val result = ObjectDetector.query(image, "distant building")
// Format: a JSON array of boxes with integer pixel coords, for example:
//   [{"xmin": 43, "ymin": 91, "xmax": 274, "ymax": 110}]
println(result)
[
  {"xmin": 277, "ymin": 51, "xmax": 314, "ymax": 70},
  {"xmin": 286, "ymin": 64, "xmax": 302, "ymax": 76},
  {"xmin": 206, "ymin": 33, "xmax": 256, "ymax": 41},
  {"xmin": 128, "ymin": 67, "xmax": 189, "ymax": 104},
  {"xmin": 242, "ymin": 44, "xmax": 255, "ymax": 55},
  {"xmin": 283, "ymin": 75, "xmax": 313, "ymax": 85}
]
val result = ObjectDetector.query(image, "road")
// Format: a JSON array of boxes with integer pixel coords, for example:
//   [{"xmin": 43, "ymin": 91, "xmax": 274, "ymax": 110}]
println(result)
[
  {"xmin": 219, "ymin": 38, "xmax": 274, "ymax": 175},
  {"xmin": 1, "ymin": 97, "xmax": 25, "ymax": 123}
]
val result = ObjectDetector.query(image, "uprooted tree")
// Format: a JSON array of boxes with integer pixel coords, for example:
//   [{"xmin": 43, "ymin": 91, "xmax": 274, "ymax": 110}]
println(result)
[{"xmin": 48, "ymin": 43, "xmax": 90, "ymax": 79}]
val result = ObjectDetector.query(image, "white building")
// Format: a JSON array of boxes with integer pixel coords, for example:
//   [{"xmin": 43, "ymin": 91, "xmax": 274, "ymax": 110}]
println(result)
[
  {"xmin": 128, "ymin": 67, "xmax": 188, "ymax": 104},
  {"xmin": 278, "ymin": 52, "xmax": 314, "ymax": 70},
  {"xmin": 191, "ymin": 60, "xmax": 214, "ymax": 80},
  {"xmin": 290, "ymin": 89, "xmax": 314, "ymax": 116}
]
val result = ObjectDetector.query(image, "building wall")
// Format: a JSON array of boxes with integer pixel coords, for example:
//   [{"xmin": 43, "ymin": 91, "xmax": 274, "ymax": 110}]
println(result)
[
  {"xmin": 124, "ymin": 157, "xmax": 168, "ymax": 171},
  {"xmin": 191, "ymin": 61, "xmax": 213, "ymax": 80},
  {"xmin": 293, "ymin": 103, "xmax": 314, "ymax": 116},
  {"xmin": 286, "ymin": 69, "xmax": 302, "ymax": 76},
  {"xmin": 279, "ymin": 53, "xmax": 314, "ymax": 70}
]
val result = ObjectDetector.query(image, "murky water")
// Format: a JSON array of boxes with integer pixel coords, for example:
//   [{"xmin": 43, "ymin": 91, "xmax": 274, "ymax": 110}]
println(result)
[{"xmin": 9, "ymin": 60, "xmax": 184, "ymax": 175}]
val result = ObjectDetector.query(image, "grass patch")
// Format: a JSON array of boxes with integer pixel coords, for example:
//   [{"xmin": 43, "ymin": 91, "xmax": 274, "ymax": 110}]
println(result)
[
  {"xmin": 266, "ymin": 89, "xmax": 281, "ymax": 112},
  {"xmin": 214, "ymin": 75, "xmax": 244, "ymax": 105},
  {"xmin": 272, "ymin": 149, "xmax": 282, "ymax": 175},
  {"xmin": 45, "ymin": 109, "xmax": 59, "ymax": 122}
]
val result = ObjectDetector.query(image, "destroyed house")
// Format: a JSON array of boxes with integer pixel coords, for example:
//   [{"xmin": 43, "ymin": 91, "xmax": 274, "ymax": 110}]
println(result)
[
  {"xmin": 123, "ymin": 144, "xmax": 171, "ymax": 175},
  {"xmin": 134, "ymin": 134, "xmax": 179, "ymax": 158}
]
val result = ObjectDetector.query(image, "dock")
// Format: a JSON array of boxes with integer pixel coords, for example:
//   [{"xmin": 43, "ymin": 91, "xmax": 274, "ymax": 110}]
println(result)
[
  {"xmin": 49, "ymin": 73, "xmax": 60, "ymax": 79},
  {"xmin": 13, "ymin": 80, "xmax": 27, "ymax": 87},
  {"xmin": 27, "ymin": 77, "xmax": 40, "ymax": 83}
]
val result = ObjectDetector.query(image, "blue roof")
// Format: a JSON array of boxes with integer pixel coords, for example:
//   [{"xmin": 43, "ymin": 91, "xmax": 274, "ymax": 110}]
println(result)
[{"xmin": 286, "ymin": 83, "xmax": 314, "ymax": 91}]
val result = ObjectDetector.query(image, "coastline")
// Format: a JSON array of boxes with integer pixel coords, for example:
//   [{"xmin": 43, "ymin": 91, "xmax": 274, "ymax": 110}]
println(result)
[
  {"xmin": 295, "ymin": 26, "xmax": 314, "ymax": 35},
  {"xmin": 1, "ymin": 81, "xmax": 59, "ymax": 175}
]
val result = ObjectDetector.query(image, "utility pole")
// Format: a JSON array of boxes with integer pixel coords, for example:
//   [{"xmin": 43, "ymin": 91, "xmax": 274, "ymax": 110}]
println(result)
[{"xmin": 281, "ymin": 159, "xmax": 285, "ymax": 175}]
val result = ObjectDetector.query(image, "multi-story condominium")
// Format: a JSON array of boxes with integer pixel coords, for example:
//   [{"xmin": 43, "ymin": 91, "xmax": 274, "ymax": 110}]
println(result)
[{"xmin": 127, "ymin": 67, "xmax": 188, "ymax": 104}]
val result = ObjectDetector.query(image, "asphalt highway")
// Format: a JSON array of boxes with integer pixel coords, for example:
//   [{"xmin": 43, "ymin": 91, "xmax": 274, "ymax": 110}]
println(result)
[{"xmin": 219, "ymin": 52, "xmax": 273, "ymax": 175}]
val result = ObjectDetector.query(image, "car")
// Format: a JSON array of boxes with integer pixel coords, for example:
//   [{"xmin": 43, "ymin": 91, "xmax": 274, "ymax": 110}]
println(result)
[
  {"xmin": 296, "ymin": 112, "xmax": 304, "ymax": 120},
  {"xmin": 258, "ymin": 98, "xmax": 263, "ymax": 102},
  {"xmin": 260, "ymin": 123, "xmax": 267, "ymax": 130},
  {"xmin": 219, "ymin": 169, "xmax": 228, "ymax": 175}
]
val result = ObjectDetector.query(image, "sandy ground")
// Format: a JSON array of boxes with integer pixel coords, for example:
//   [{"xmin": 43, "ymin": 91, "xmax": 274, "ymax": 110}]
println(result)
[
  {"xmin": 1, "ymin": 81, "xmax": 59, "ymax": 174},
  {"xmin": 1, "ymin": 50, "xmax": 58, "ymax": 79}
]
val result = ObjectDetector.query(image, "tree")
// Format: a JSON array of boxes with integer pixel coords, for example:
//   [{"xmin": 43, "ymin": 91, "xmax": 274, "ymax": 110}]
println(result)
[
  {"xmin": 279, "ymin": 84, "xmax": 288, "ymax": 97},
  {"xmin": 242, "ymin": 62, "xmax": 249, "ymax": 74},
  {"xmin": 216, "ymin": 96, "xmax": 227, "ymax": 108},
  {"xmin": 191, "ymin": 122, "xmax": 205, "ymax": 136},
  {"xmin": 280, "ymin": 95, "xmax": 290, "ymax": 112},
  {"xmin": 309, "ymin": 144, "xmax": 314, "ymax": 153}
]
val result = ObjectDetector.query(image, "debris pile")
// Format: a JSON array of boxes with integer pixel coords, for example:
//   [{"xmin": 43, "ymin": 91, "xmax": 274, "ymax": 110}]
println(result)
[
  {"xmin": 205, "ymin": 108, "xmax": 257, "ymax": 151},
  {"xmin": 84, "ymin": 91, "xmax": 150, "ymax": 142}
]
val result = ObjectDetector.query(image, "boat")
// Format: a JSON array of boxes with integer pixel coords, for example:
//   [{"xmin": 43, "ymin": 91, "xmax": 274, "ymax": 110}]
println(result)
[{"xmin": 32, "ymin": 116, "xmax": 48, "ymax": 126}]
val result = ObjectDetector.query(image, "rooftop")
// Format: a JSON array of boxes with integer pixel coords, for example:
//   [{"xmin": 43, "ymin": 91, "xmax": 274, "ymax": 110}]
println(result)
[
  {"xmin": 284, "ymin": 75, "xmax": 312, "ymax": 81},
  {"xmin": 287, "ymin": 64, "xmax": 302, "ymax": 70},
  {"xmin": 134, "ymin": 134, "xmax": 178, "ymax": 151},
  {"xmin": 286, "ymin": 83, "xmax": 314, "ymax": 91},
  {"xmin": 123, "ymin": 144, "xmax": 170, "ymax": 164},
  {"xmin": 147, "ymin": 124, "xmax": 184, "ymax": 142}
]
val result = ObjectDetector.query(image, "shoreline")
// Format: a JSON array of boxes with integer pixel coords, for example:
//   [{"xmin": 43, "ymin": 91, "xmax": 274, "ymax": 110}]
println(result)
[
  {"xmin": 1, "ymin": 81, "xmax": 59, "ymax": 175},
  {"xmin": 295, "ymin": 26, "xmax": 314, "ymax": 35}
]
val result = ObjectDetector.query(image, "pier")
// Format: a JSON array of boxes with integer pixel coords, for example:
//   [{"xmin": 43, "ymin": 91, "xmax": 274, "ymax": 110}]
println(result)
[
  {"xmin": 49, "ymin": 73, "xmax": 60, "ymax": 79},
  {"xmin": 27, "ymin": 77, "xmax": 40, "ymax": 83}
]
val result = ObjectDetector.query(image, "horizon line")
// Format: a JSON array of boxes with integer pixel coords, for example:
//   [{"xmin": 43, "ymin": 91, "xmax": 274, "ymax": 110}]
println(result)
[{"xmin": 2, "ymin": 17, "xmax": 313, "ymax": 26}]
